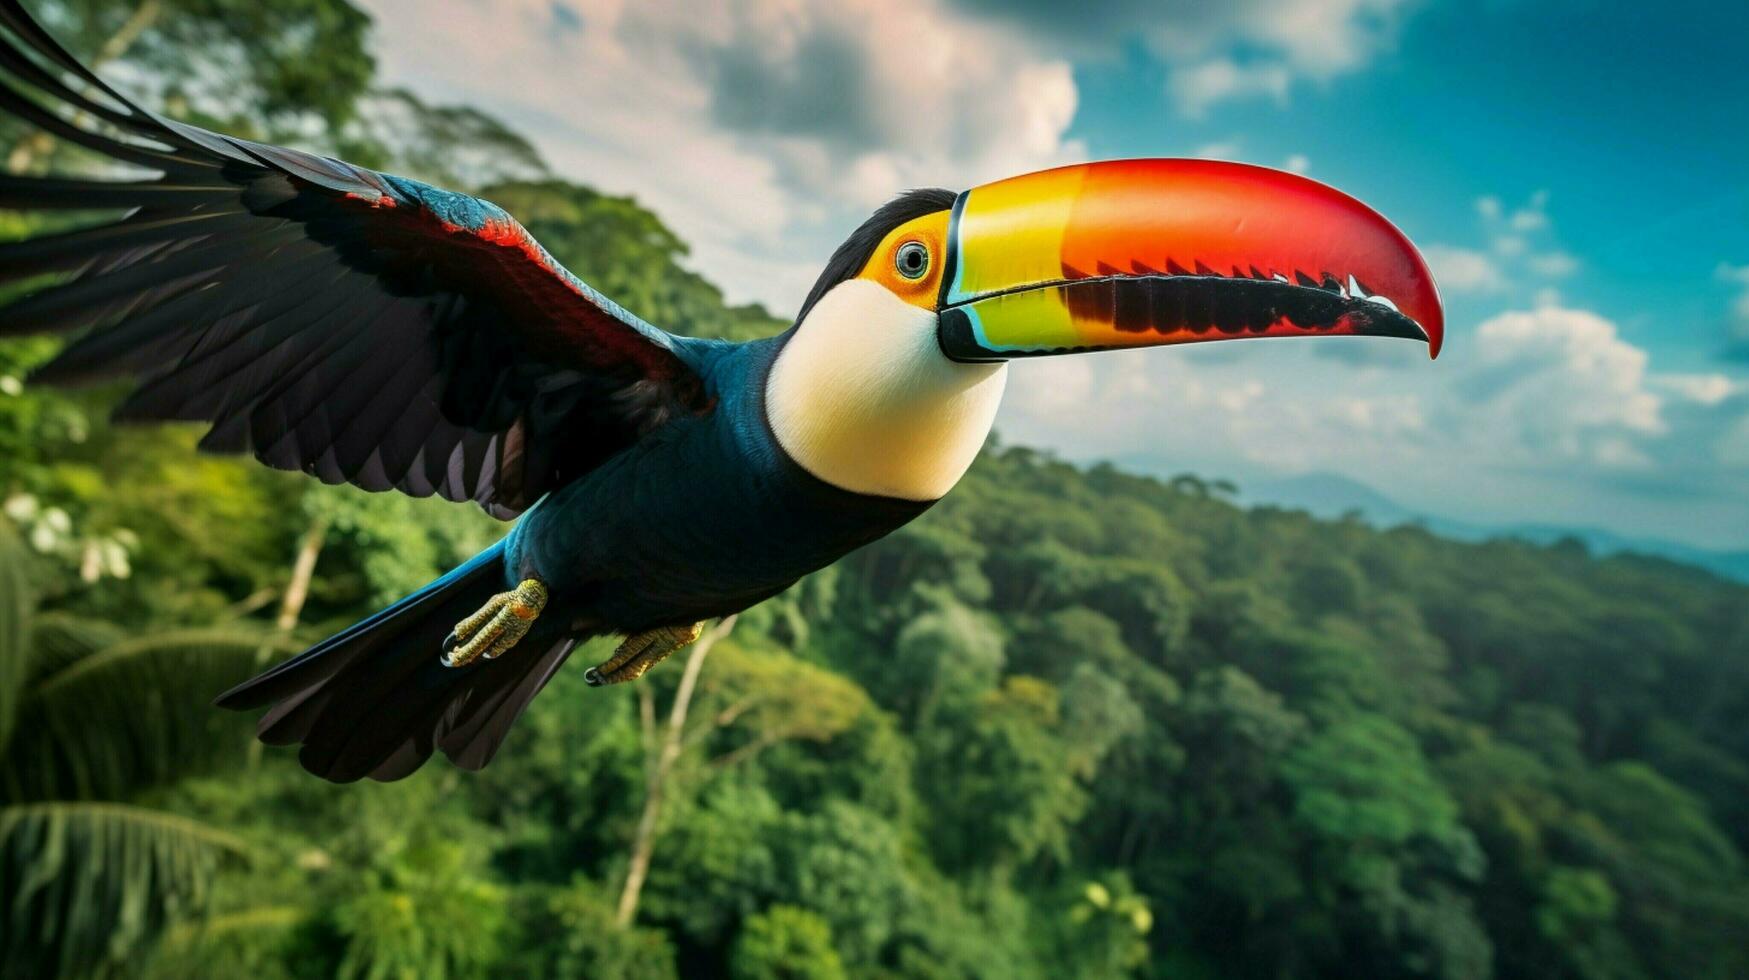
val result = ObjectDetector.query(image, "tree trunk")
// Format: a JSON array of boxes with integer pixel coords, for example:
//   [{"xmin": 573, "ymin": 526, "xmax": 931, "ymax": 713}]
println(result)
[
  {"xmin": 246, "ymin": 513, "xmax": 328, "ymax": 767},
  {"xmin": 274, "ymin": 515, "xmax": 329, "ymax": 633},
  {"xmin": 7, "ymin": 0, "xmax": 163, "ymax": 174},
  {"xmin": 614, "ymin": 615, "xmax": 736, "ymax": 928}
]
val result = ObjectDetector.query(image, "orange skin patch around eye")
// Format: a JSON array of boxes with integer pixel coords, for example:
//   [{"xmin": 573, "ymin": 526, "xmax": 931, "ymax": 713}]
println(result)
[{"xmin": 856, "ymin": 211, "xmax": 950, "ymax": 310}]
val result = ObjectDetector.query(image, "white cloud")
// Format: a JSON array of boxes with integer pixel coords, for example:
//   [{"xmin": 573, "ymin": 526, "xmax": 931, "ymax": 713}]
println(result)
[
  {"xmin": 1192, "ymin": 139, "xmax": 1244, "ymax": 160},
  {"xmin": 1658, "ymin": 373, "xmax": 1739, "ymax": 406},
  {"xmin": 1508, "ymin": 190, "xmax": 1551, "ymax": 231},
  {"xmin": 941, "ymin": 0, "xmax": 1418, "ymax": 116},
  {"xmin": 1153, "ymin": 0, "xmax": 1417, "ymax": 115},
  {"xmin": 1528, "ymin": 250, "xmax": 1578, "ymax": 278},
  {"xmin": 1483, "ymin": 192, "xmax": 1575, "ymax": 277},
  {"xmin": 1492, "ymin": 234, "xmax": 1527, "ymax": 258},
  {"xmin": 1423, "ymin": 245, "xmax": 1505, "ymax": 294},
  {"xmin": 1425, "ymin": 191, "xmax": 1576, "ymax": 297},
  {"xmin": 1168, "ymin": 58, "xmax": 1291, "ymax": 117},
  {"xmin": 1468, "ymin": 306, "xmax": 1665, "ymax": 464},
  {"xmin": 1282, "ymin": 153, "xmax": 1311, "ymax": 173}
]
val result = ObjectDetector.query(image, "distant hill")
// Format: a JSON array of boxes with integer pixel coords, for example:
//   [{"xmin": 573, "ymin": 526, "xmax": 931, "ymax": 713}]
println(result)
[{"xmin": 1238, "ymin": 470, "xmax": 1749, "ymax": 584}]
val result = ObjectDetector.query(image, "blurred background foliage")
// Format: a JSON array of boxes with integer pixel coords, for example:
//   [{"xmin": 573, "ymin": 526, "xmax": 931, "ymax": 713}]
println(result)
[{"xmin": 2, "ymin": 1, "xmax": 1748, "ymax": 977}]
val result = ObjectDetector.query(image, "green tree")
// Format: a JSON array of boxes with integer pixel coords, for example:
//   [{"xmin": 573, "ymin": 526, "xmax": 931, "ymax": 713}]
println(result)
[
  {"xmin": 502, "ymin": 877, "xmax": 678, "ymax": 980},
  {"xmin": 1052, "ymin": 877, "xmax": 1153, "ymax": 979},
  {"xmin": 10, "ymin": 0, "xmax": 373, "ymax": 171},
  {"xmin": 918, "ymin": 677, "xmax": 1087, "ymax": 873},
  {"xmin": 0, "ymin": 523, "xmax": 294, "ymax": 977},
  {"xmin": 731, "ymin": 905, "xmax": 848, "ymax": 980},
  {"xmin": 326, "ymin": 837, "xmax": 507, "ymax": 980},
  {"xmin": 336, "ymin": 88, "xmax": 549, "ymax": 191},
  {"xmin": 479, "ymin": 180, "xmax": 787, "ymax": 342}
]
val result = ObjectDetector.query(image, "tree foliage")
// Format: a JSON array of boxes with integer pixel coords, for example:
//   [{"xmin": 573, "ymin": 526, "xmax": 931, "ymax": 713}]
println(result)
[{"xmin": 0, "ymin": 525, "xmax": 276, "ymax": 977}]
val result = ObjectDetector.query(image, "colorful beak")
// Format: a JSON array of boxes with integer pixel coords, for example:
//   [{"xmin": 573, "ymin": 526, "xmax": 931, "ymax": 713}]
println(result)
[{"xmin": 936, "ymin": 159, "xmax": 1444, "ymax": 362}]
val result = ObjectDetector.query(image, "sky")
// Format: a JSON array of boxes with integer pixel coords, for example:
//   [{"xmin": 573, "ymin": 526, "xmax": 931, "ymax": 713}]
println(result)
[{"xmin": 358, "ymin": 0, "xmax": 1749, "ymax": 549}]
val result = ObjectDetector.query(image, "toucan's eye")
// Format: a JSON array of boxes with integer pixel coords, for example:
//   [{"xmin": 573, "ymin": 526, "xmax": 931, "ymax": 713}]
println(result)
[{"xmin": 895, "ymin": 241, "xmax": 930, "ymax": 280}]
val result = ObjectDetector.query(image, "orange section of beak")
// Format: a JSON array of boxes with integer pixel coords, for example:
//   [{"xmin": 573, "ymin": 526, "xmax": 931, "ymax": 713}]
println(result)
[{"xmin": 940, "ymin": 159, "xmax": 1444, "ymax": 359}]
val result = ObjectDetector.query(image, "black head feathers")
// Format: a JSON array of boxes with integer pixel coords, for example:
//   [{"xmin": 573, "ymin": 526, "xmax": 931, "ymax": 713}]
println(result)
[{"xmin": 793, "ymin": 188, "xmax": 957, "ymax": 325}]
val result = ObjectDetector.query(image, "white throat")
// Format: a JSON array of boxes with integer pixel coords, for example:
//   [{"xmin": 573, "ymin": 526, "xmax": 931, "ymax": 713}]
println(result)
[{"xmin": 767, "ymin": 280, "xmax": 1007, "ymax": 500}]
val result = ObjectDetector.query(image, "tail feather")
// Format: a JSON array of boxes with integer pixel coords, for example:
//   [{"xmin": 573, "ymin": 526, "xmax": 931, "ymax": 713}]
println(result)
[
  {"xmin": 371, "ymin": 738, "xmax": 432, "ymax": 782},
  {"xmin": 215, "ymin": 544, "xmax": 507, "ymax": 711},
  {"xmin": 216, "ymin": 541, "xmax": 577, "ymax": 782},
  {"xmin": 440, "ymin": 636, "xmax": 577, "ymax": 770},
  {"xmin": 256, "ymin": 683, "xmax": 333, "ymax": 746}
]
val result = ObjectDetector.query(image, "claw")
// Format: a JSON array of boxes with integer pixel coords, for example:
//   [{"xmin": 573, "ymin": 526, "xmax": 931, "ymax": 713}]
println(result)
[
  {"xmin": 584, "ymin": 621, "xmax": 705, "ymax": 686},
  {"xmin": 441, "ymin": 578, "xmax": 548, "ymax": 668}
]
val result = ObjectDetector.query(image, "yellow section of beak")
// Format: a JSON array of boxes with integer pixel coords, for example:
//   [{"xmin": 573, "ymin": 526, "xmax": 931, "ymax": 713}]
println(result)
[
  {"xmin": 958, "ymin": 288, "xmax": 1079, "ymax": 351},
  {"xmin": 945, "ymin": 164, "xmax": 1086, "ymax": 305}
]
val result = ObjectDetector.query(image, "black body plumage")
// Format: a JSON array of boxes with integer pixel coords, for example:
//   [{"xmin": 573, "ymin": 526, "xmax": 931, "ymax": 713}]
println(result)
[{"xmin": 506, "ymin": 336, "xmax": 934, "ymax": 634}]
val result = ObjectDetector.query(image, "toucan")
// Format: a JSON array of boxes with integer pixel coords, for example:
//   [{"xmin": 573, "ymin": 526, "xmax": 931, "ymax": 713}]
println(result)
[{"xmin": 0, "ymin": 2, "xmax": 1443, "ymax": 782}]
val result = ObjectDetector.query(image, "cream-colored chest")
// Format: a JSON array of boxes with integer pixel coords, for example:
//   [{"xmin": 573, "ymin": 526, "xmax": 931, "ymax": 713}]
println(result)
[{"xmin": 766, "ymin": 281, "xmax": 1007, "ymax": 501}]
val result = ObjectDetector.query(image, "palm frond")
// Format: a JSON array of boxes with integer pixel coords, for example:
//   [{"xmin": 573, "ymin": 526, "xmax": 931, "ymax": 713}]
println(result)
[
  {"xmin": 28, "ymin": 611, "xmax": 126, "ymax": 683},
  {"xmin": 0, "ymin": 801, "xmax": 248, "ymax": 979},
  {"xmin": 2, "ymin": 630, "xmax": 299, "ymax": 802},
  {"xmin": 0, "ymin": 523, "xmax": 35, "ymax": 752},
  {"xmin": 146, "ymin": 904, "xmax": 306, "ymax": 979}
]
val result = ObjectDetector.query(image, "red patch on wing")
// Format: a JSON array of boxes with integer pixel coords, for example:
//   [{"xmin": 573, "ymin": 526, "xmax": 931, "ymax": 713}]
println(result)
[
  {"xmin": 342, "ymin": 190, "xmax": 397, "ymax": 209},
  {"xmin": 338, "ymin": 193, "xmax": 706, "ymax": 411}
]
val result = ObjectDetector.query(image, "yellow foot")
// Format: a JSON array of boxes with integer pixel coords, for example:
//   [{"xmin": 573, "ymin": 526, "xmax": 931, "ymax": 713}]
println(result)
[
  {"xmin": 441, "ymin": 579, "xmax": 548, "ymax": 668},
  {"xmin": 584, "ymin": 622, "xmax": 705, "ymax": 686}
]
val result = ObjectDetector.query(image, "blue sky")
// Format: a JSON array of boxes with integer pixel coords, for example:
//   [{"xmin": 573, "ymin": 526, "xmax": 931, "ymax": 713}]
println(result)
[{"xmin": 360, "ymin": 0, "xmax": 1749, "ymax": 548}]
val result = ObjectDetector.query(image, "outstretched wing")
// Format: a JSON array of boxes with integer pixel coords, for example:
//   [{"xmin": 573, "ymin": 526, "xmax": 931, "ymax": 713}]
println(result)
[{"xmin": 0, "ymin": 2, "xmax": 710, "ymax": 518}]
